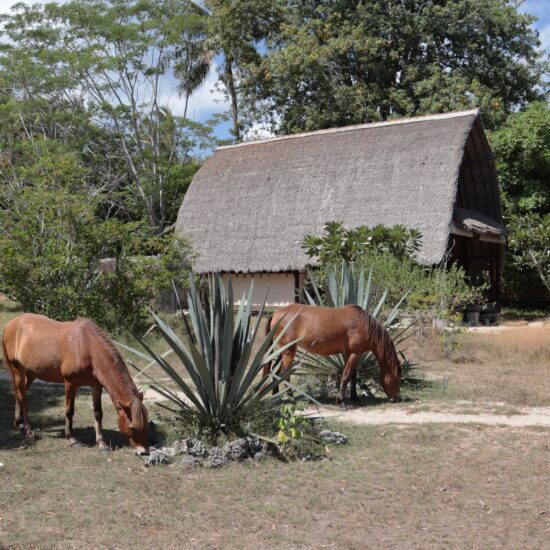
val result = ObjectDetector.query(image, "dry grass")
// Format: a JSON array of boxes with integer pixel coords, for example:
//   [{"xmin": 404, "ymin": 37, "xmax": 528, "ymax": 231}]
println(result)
[
  {"xmin": 406, "ymin": 325, "xmax": 550, "ymax": 407},
  {"xmin": 1, "ymin": 379, "xmax": 549, "ymax": 549},
  {"xmin": 1, "ymin": 304, "xmax": 550, "ymax": 548}
]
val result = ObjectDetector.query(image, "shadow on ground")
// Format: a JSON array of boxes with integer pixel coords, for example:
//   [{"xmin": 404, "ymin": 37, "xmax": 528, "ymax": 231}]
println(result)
[{"xmin": 0, "ymin": 379, "xmax": 129, "ymax": 451}]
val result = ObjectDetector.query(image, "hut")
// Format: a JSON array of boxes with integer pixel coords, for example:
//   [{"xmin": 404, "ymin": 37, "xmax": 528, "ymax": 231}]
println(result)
[{"xmin": 175, "ymin": 109, "xmax": 509, "ymax": 307}]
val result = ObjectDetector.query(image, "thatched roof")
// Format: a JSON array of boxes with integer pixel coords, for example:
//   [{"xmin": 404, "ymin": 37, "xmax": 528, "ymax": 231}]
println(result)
[
  {"xmin": 453, "ymin": 208, "xmax": 509, "ymax": 238},
  {"xmin": 176, "ymin": 109, "xmax": 506, "ymax": 273}
]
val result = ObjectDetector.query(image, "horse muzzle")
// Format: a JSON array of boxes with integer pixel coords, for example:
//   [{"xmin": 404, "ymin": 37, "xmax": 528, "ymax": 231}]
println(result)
[{"xmin": 134, "ymin": 446, "xmax": 150, "ymax": 456}]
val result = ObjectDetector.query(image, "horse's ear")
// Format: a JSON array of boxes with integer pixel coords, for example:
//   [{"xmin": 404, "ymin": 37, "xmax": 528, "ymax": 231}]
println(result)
[{"xmin": 130, "ymin": 397, "xmax": 147, "ymax": 430}]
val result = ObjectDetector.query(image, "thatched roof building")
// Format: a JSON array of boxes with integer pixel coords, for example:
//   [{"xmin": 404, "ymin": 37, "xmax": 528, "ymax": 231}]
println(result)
[{"xmin": 176, "ymin": 109, "xmax": 508, "ymax": 305}]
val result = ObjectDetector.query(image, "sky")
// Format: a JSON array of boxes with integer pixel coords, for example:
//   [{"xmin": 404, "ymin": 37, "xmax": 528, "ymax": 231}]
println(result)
[{"xmin": 0, "ymin": 0, "xmax": 548, "ymax": 145}]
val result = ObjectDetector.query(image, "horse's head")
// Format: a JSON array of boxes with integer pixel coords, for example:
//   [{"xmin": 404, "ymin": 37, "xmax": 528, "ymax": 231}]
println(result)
[
  {"xmin": 117, "ymin": 393, "xmax": 150, "ymax": 456},
  {"xmin": 380, "ymin": 356, "xmax": 402, "ymax": 403}
]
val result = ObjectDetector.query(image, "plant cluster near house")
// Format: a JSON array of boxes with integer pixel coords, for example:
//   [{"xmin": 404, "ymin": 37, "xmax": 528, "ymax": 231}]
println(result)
[{"xmin": 303, "ymin": 222, "xmax": 486, "ymax": 319}]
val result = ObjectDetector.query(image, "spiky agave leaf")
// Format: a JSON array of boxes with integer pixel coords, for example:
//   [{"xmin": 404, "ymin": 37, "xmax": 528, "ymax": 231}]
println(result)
[{"xmin": 121, "ymin": 274, "xmax": 306, "ymax": 435}]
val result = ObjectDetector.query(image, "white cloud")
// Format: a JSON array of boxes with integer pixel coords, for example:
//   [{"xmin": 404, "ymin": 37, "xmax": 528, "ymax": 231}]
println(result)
[
  {"xmin": 539, "ymin": 24, "xmax": 550, "ymax": 53},
  {"xmin": 0, "ymin": 0, "xmax": 45, "ymax": 13}
]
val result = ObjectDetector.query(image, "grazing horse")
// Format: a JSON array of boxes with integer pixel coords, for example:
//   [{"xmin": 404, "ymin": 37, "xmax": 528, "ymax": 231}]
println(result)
[
  {"xmin": 2, "ymin": 313, "xmax": 149, "ymax": 455},
  {"xmin": 263, "ymin": 304, "xmax": 402, "ymax": 407}
]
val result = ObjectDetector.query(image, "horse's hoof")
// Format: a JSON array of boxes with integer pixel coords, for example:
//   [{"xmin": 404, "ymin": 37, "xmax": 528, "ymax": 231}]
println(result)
[
  {"xmin": 350, "ymin": 394, "xmax": 360, "ymax": 403},
  {"xmin": 68, "ymin": 439, "xmax": 82, "ymax": 448},
  {"xmin": 337, "ymin": 401, "xmax": 348, "ymax": 411},
  {"xmin": 98, "ymin": 446, "xmax": 111, "ymax": 453}
]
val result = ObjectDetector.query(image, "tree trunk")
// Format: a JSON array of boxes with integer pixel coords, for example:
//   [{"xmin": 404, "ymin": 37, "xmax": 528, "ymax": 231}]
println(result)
[{"xmin": 224, "ymin": 55, "xmax": 240, "ymax": 142}]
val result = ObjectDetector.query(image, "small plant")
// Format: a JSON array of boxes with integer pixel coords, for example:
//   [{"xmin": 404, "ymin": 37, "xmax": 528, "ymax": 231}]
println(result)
[
  {"xmin": 121, "ymin": 274, "xmax": 302, "ymax": 440},
  {"xmin": 276, "ymin": 401, "xmax": 308, "ymax": 446}
]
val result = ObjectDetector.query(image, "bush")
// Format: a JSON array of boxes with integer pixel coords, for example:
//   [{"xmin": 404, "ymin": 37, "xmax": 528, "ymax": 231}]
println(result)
[
  {"xmin": 302, "ymin": 221, "xmax": 485, "ymax": 318},
  {"xmin": 0, "ymin": 152, "xmax": 192, "ymax": 334},
  {"xmin": 355, "ymin": 253, "xmax": 486, "ymax": 318}
]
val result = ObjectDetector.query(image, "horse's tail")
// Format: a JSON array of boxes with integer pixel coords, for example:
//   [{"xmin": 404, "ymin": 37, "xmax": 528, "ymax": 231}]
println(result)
[
  {"xmin": 1, "ymin": 332, "xmax": 8, "ymax": 372},
  {"xmin": 261, "ymin": 314, "xmax": 274, "ymax": 378},
  {"xmin": 1, "ymin": 327, "xmax": 15, "ymax": 388}
]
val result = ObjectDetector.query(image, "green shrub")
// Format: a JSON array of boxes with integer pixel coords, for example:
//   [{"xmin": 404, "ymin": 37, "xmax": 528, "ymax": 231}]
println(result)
[
  {"xmin": 355, "ymin": 253, "xmax": 486, "ymax": 318},
  {"xmin": 302, "ymin": 221, "xmax": 421, "ymax": 265},
  {"xmin": 0, "ymin": 153, "xmax": 192, "ymax": 334}
]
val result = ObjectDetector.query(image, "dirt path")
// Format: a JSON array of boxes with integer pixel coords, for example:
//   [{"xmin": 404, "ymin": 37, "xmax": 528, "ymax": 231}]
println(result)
[
  {"xmin": 3, "ymin": 371, "xmax": 550, "ymax": 429},
  {"xmin": 312, "ymin": 404, "xmax": 550, "ymax": 428}
]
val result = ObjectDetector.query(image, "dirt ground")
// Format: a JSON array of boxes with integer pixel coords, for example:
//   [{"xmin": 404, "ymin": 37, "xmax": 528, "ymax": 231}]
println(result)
[{"xmin": 1, "ymin": 313, "xmax": 549, "ymax": 549}]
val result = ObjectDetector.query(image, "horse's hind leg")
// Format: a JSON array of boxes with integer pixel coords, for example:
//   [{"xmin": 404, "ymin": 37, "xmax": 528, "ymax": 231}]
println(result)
[
  {"xmin": 12, "ymin": 370, "xmax": 32, "ymax": 436},
  {"xmin": 350, "ymin": 364, "xmax": 359, "ymax": 402},
  {"xmin": 92, "ymin": 385, "xmax": 109, "ymax": 451},
  {"xmin": 273, "ymin": 345, "xmax": 297, "ymax": 395},
  {"xmin": 64, "ymin": 382, "xmax": 79, "ymax": 446},
  {"xmin": 337, "ymin": 353, "xmax": 358, "ymax": 409}
]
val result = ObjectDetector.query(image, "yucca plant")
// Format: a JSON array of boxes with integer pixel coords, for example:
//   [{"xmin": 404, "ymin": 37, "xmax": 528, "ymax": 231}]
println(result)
[
  {"xmin": 302, "ymin": 262, "xmax": 417, "ymax": 386},
  {"xmin": 119, "ymin": 274, "xmax": 301, "ymax": 437}
]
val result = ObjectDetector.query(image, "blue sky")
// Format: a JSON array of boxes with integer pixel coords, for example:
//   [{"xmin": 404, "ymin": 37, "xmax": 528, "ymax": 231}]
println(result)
[{"xmin": 0, "ymin": 0, "xmax": 548, "ymax": 145}]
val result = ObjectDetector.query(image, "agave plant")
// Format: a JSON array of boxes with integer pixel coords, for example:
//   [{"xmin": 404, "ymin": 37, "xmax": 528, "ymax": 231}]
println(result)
[
  {"xmin": 119, "ymin": 274, "xmax": 301, "ymax": 436},
  {"xmin": 302, "ymin": 262, "xmax": 417, "ymax": 386}
]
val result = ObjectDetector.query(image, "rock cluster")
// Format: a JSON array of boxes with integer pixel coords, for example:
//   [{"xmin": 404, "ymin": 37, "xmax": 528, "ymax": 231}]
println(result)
[
  {"xmin": 319, "ymin": 430, "xmax": 348, "ymax": 445},
  {"xmin": 143, "ymin": 436, "xmax": 273, "ymax": 469}
]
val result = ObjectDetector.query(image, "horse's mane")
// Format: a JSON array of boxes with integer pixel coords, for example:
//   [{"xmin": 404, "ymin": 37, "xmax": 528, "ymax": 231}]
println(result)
[
  {"xmin": 356, "ymin": 307, "xmax": 400, "ymax": 377},
  {"xmin": 80, "ymin": 319, "xmax": 146, "ymax": 429}
]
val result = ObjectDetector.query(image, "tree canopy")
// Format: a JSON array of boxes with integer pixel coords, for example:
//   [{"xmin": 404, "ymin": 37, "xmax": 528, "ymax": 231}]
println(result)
[{"xmin": 237, "ymin": 0, "xmax": 546, "ymax": 134}]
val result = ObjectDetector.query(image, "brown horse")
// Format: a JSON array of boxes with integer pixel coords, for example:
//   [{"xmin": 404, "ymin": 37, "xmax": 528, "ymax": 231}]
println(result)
[
  {"xmin": 2, "ymin": 313, "xmax": 149, "ymax": 455},
  {"xmin": 263, "ymin": 304, "xmax": 402, "ymax": 407}
]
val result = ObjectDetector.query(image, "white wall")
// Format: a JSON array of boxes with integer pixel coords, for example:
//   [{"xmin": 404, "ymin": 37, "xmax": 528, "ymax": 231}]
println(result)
[{"xmin": 221, "ymin": 273, "xmax": 298, "ymax": 309}]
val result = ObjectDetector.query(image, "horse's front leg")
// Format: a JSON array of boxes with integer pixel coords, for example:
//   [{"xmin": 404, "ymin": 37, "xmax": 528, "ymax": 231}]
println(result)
[
  {"xmin": 337, "ymin": 353, "xmax": 358, "ymax": 409},
  {"xmin": 92, "ymin": 385, "xmax": 109, "ymax": 451},
  {"xmin": 64, "ymin": 382, "xmax": 79, "ymax": 446}
]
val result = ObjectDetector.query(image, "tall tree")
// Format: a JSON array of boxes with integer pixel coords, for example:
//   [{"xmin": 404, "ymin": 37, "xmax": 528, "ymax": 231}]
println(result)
[
  {"xmin": 0, "ymin": 0, "xmax": 217, "ymax": 233},
  {"xmin": 490, "ymin": 101, "xmax": 550, "ymax": 296},
  {"xmin": 184, "ymin": 0, "xmax": 283, "ymax": 141},
  {"xmin": 239, "ymin": 0, "xmax": 546, "ymax": 134}
]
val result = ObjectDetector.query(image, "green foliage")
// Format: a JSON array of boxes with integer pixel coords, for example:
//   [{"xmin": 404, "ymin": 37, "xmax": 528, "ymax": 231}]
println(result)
[
  {"xmin": 275, "ymin": 400, "xmax": 308, "ymax": 449},
  {"xmin": 356, "ymin": 253, "xmax": 486, "ymax": 318},
  {"xmin": 123, "ymin": 275, "xmax": 303, "ymax": 438},
  {"xmin": 302, "ymin": 221, "xmax": 422, "ymax": 265},
  {"xmin": 507, "ymin": 214, "xmax": 550, "ymax": 294},
  {"xmin": 302, "ymin": 263, "xmax": 415, "ymax": 386},
  {"xmin": 490, "ymin": 102, "xmax": 550, "ymax": 297},
  {"xmin": 0, "ymin": 0, "xmax": 218, "ymax": 232},
  {"xmin": 240, "ymin": 0, "xmax": 545, "ymax": 133},
  {"xmin": 302, "ymin": 223, "xmax": 483, "ymax": 317},
  {"xmin": 491, "ymin": 102, "xmax": 550, "ymax": 219},
  {"xmin": 0, "ymin": 149, "xmax": 192, "ymax": 334}
]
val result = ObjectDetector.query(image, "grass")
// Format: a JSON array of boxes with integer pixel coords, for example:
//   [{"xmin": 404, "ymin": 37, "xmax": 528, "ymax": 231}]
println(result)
[
  {"xmin": 403, "ymin": 324, "xmax": 550, "ymax": 407},
  {"xmin": 1, "ymin": 379, "xmax": 549, "ymax": 548},
  {"xmin": 2, "ymin": 302, "xmax": 550, "ymax": 547}
]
